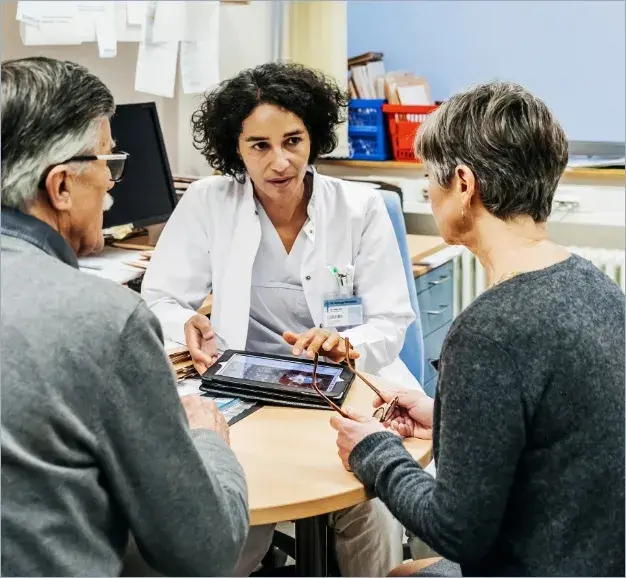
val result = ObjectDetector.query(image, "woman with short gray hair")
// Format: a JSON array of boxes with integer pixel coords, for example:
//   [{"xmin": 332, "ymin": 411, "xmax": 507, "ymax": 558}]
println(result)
[{"xmin": 331, "ymin": 81, "xmax": 625, "ymax": 576}]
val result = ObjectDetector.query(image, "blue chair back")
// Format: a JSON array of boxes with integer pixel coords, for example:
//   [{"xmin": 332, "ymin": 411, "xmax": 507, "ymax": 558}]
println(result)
[{"xmin": 380, "ymin": 189, "xmax": 425, "ymax": 384}]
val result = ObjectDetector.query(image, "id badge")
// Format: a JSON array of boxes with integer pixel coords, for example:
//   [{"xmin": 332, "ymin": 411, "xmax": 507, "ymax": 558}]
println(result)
[{"xmin": 323, "ymin": 295, "xmax": 364, "ymax": 330}]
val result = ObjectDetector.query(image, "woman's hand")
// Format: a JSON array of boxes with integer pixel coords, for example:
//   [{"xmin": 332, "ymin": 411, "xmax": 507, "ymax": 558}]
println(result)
[
  {"xmin": 330, "ymin": 406, "xmax": 388, "ymax": 471},
  {"xmin": 184, "ymin": 314, "xmax": 219, "ymax": 375},
  {"xmin": 375, "ymin": 388, "xmax": 435, "ymax": 439},
  {"xmin": 283, "ymin": 328, "xmax": 360, "ymax": 363}
]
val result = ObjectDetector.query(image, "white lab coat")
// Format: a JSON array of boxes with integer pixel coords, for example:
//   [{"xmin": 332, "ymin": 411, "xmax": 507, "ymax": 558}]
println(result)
[{"xmin": 142, "ymin": 168, "xmax": 421, "ymax": 388}]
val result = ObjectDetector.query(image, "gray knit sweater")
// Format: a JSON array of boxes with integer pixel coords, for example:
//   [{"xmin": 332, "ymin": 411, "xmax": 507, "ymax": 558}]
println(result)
[
  {"xmin": 351, "ymin": 255, "xmax": 625, "ymax": 576},
  {"xmin": 1, "ymin": 211, "xmax": 249, "ymax": 577}
]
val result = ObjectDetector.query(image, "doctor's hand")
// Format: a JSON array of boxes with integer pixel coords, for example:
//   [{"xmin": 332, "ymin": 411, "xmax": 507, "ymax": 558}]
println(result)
[
  {"xmin": 374, "ymin": 388, "xmax": 434, "ymax": 440},
  {"xmin": 184, "ymin": 314, "xmax": 219, "ymax": 375},
  {"xmin": 283, "ymin": 328, "xmax": 360, "ymax": 364}
]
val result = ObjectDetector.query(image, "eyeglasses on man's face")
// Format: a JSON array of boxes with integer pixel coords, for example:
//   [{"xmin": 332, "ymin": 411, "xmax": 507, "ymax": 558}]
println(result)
[
  {"xmin": 310, "ymin": 337, "xmax": 399, "ymax": 422},
  {"xmin": 38, "ymin": 152, "xmax": 129, "ymax": 190}
]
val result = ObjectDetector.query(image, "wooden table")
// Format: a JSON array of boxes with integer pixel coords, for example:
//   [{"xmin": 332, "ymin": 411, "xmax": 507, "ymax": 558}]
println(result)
[
  {"xmin": 406, "ymin": 234, "xmax": 447, "ymax": 264},
  {"xmin": 230, "ymin": 376, "xmax": 432, "ymax": 576}
]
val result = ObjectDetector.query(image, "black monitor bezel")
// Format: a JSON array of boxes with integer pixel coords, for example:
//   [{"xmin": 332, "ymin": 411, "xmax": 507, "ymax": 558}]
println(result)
[{"xmin": 106, "ymin": 102, "xmax": 178, "ymax": 229}]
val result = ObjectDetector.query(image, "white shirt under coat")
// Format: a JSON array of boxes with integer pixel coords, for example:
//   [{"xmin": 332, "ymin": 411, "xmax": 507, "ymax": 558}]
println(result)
[
  {"xmin": 141, "ymin": 168, "xmax": 422, "ymax": 389},
  {"xmin": 246, "ymin": 197, "xmax": 314, "ymax": 356}
]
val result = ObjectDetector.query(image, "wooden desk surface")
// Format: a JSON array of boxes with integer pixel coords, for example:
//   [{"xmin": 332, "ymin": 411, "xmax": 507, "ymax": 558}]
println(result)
[
  {"xmin": 230, "ymin": 376, "xmax": 432, "ymax": 525},
  {"xmin": 406, "ymin": 234, "xmax": 447, "ymax": 264}
]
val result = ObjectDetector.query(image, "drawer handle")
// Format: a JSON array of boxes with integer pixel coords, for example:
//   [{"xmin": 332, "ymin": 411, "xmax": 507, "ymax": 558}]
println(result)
[
  {"xmin": 428, "ymin": 275, "xmax": 450, "ymax": 286},
  {"xmin": 426, "ymin": 304, "xmax": 449, "ymax": 316}
]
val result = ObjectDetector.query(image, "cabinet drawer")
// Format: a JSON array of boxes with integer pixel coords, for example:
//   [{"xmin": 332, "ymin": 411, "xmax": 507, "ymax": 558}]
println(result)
[
  {"xmin": 422, "ymin": 321, "xmax": 452, "ymax": 386},
  {"xmin": 418, "ymin": 288, "xmax": 453, "ymax": 336},
  {"xmin": 415, "ymin": 261, "xmax": 454, "ymax": 296}
]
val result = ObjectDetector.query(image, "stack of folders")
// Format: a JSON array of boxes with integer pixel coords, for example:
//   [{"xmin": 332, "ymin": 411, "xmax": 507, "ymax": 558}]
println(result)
[
  {"xmin": 348, "ymin": 52, "xmax": 387, "ymax": 100},
  {"xmin": 172, "ymin": 175, "xmax": 199, "ymax": 196},
  {"xmin": 348, "ymin": 51, "xmax": 435, "ymax": 107},
  {"xmin": 166, "ymin": 343, "xmax": 199, "ymax": 381}
]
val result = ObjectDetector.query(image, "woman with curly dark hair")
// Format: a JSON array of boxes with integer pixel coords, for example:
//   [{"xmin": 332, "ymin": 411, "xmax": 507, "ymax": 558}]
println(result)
[{"xmin": 142, "ymin": 62, "xmax": 421, "ymax": 575}]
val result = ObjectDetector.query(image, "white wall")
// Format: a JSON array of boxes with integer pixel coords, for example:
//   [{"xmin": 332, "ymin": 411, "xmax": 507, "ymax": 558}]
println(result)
[{"xmin": 1, "ymin": 0, "xmax": 274, "ymax": 176}]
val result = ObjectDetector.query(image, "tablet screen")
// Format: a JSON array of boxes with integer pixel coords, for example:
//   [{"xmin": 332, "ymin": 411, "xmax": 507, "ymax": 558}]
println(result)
[{"xmin": 215, "ymin": 353, "xmax": 343, "ymax": 393}]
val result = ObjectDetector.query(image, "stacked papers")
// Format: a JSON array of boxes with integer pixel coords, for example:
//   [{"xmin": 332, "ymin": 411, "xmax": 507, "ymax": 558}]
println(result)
[
  {"xmin": 78, "ymin": 246, "xmax": 147, "ymax": 284},
  {"xmin": 165, "ymin": 342, "xmax": 198, "ymax": 382}
]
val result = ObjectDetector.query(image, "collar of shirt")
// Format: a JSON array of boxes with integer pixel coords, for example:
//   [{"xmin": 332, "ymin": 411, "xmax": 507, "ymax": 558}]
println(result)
[
  {"xmin": 246, "ymin": 165, "xmax": 318, "ymax": 243},
  {"xmin": 1, "ymin": 206, "xmax": 79, "ymax": 269}
]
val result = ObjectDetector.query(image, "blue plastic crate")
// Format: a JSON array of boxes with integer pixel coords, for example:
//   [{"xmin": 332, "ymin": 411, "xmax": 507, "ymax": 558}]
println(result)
[{"xmin": 348, "ymin": 99, "xmax": 388, "ymax": 161}]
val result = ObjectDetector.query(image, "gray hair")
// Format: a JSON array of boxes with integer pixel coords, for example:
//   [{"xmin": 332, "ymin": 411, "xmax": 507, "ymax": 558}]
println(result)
[
  {"xmin": 1, "ymin": 57, "xmax": 115, "ymax": 209},
  {"xmin": 414, "ymin": 81, "xmax": 568, "ymax": 223}
]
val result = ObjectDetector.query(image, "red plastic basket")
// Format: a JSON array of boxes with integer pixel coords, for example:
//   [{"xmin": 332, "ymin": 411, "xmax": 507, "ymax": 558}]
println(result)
[{"xmin": 382, "ymin": 104, "xmax": 439, "ymax": 162}]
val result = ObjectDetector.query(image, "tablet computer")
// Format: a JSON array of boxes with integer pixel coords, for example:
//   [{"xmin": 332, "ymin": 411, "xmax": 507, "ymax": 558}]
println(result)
[{"xmin": 201, "ymin": 350, "xmax": 355, "ymax": 401}]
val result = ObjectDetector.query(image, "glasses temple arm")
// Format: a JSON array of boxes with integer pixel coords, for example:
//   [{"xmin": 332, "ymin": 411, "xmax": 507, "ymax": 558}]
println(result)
[{"xmin": 312, "ymin": 354, "xmax": 351, "ymax": 419}]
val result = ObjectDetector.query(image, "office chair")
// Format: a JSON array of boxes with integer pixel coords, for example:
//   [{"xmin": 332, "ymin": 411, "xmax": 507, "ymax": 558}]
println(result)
[{"xmin": 379, "ymin": 188, "xmax": 425, "ymax": 384}]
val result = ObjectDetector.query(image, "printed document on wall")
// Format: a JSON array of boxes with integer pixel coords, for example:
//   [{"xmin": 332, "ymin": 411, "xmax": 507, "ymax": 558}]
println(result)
[
  {"xmin": 134, "ymin": 0, "xmax": 179, "ymax": 97},
  {"xmin": 17, "ymin": 1, "xmax": 84, "ymax": 45},
  {"xmin": 96, "ymin": 2, "xmax": 117, "ymax": 57},
  {"xmin": 126, "ymin": 0, "xmax": 147, "ymax": 25},
  {"xmin": 16, "ymin": 1, "xmax": 78, "ymax": 26},
  {"xmin": 152, "ymin": 0, "xmax": 186, "ymax": 42},
  {"xmin": 181, "ymin": 1, "xmax": 220, "ymax": 94},
  {"xmin": 135, "ymin": 40, "xmax": 179, "ymax": 97}
]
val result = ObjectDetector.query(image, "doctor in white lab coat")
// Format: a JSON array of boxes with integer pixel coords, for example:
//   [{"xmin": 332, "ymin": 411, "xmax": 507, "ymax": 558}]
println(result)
[{"xmin": 142, "ymin": 62, "xmax": 419, "ymax": 577}]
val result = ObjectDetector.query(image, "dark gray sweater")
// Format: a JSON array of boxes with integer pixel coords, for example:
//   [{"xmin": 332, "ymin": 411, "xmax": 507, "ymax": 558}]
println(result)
[{"xmin": 351, "ymin": 255, "xmax": 625, "ymax": 577}]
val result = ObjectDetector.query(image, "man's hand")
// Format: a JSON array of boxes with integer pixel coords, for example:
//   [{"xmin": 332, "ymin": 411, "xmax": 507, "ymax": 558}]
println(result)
[
  {"xmin": 283, "ymin": 328, "xmax": 360, "ymax": 363},
  {"xmin": 375, "ymin": 388, "xmax": 434, "ymax": 439},
  {"xmin": 184, "ymin": 314, "xmax": 218, "ymax": 375},
  {"xmin": 330, "ymin": 406, "xmax": 388, "ymax": 471},
  {"xmin": 181, "ymin": 395, "xmax": 230, "ymax": 445}
]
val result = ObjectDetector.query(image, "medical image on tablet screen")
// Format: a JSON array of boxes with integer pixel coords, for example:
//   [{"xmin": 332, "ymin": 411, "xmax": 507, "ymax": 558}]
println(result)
[{"xmin": 216, "ymin": 354, "xmax": 342, "ymax": 393}]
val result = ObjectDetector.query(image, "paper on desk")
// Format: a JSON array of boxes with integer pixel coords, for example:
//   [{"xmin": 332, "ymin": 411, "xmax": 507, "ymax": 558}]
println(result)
[
  {"xmin": 82, "ymin": 267, "xmax": 143, "ymax": 285},
  {"xmin": 180, "ymin": 1, "xmax": 220, "ymax": 94},
  {"xmin": 78, "ymin": 246, "xmax": 147, "ymax": 284},
  {"xmin": 164, "ymin": 339, "xmax": 187, "ymax": 353},
  {"xmin": 177, "ymin": 377, "xmax": 203, "ymax": 397},
  {"xmin": 178, "ymin": 377, "xmax": 257, "ymax": 424},
  {"xmin": 135, "ymin": 1, "xmax": 179, "ymax": 98}
]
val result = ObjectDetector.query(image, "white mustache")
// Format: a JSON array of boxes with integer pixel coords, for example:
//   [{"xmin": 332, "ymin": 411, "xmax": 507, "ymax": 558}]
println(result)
[{"xmin": 102, "ymin": 193, "xmax": 114, "ymax": 211}]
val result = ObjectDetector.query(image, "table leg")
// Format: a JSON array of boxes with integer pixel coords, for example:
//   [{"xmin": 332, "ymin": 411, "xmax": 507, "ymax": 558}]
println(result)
[{"xmin": 295, "ymin": 515, "xmax": 328, "ymax": 577}]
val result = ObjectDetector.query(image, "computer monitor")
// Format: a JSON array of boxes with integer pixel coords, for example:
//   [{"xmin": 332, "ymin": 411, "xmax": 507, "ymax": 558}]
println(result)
[{"xmin": 103, "ymin": 102, "xmax": 177, "ymax": 229}]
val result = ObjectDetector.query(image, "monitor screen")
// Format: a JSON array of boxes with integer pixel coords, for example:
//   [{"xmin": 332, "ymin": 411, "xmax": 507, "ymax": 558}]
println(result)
[{"xmin": 104, "ymin": 103, "xmax": 177, "ymax": 229}]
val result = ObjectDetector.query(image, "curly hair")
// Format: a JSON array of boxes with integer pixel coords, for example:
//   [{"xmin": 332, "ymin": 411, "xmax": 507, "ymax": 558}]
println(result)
[{"xmin": 191, "ymin": 62, "xmax": 349, "ymax": 180}]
